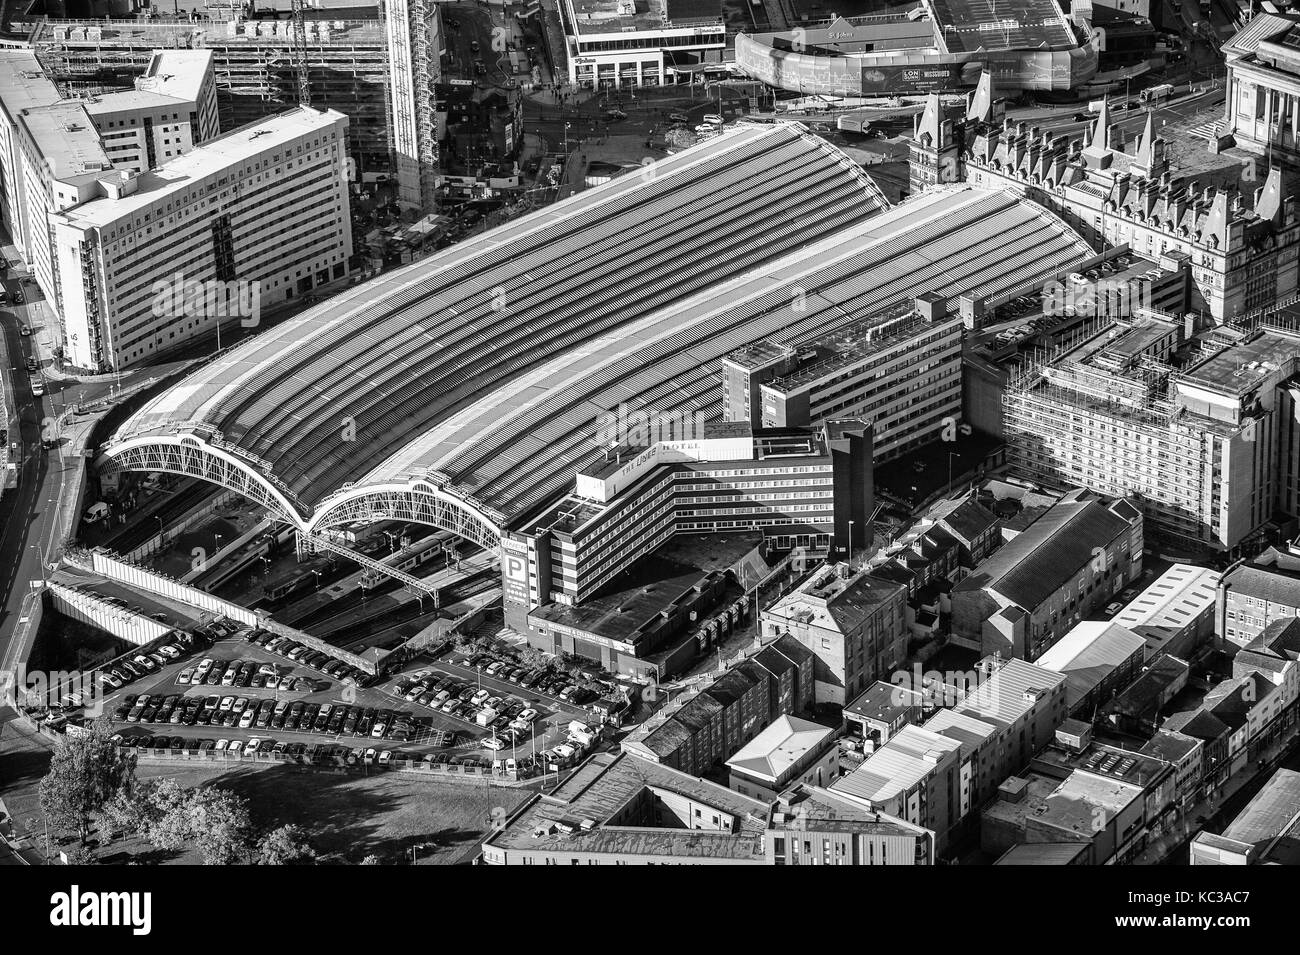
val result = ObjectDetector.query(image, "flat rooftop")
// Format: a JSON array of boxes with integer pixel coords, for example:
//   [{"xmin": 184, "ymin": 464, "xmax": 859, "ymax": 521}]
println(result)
[
  {"xmin": 55, "ymin": 106, "xmax": 346, "ymax": 231},
  {"xmin": 566, "ymin": 0, "xmax": 722, "ymax": 35},
  {"xmin": 929, "ymin": 0, "xmax": 1075, "ymax": 52},
  {"xmin": 18, "ymin": 102, "xmax": 113, "ymax": 180},
  {"xmin": 33, "ymin": 18, "xmax": 385, "ymax": 45},
  {"xmin": 0, "ymin": 49, "xmax": 62, "ymax": 116},
  {"xmin": 1177, "ymin": 328, "xmax": 1300, "ymax": 397}
]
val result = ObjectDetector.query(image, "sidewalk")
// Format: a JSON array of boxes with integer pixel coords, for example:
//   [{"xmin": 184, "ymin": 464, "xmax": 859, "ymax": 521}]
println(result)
[{"xmin": 1131, "ymin": 733, "xmax": 1299, "ymax": 864}]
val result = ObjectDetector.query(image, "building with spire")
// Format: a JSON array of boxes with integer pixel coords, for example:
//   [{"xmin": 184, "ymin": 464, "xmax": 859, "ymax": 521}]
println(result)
[{"xmin": 908, "ymin": 71, "xmax": 1300, "ymax": 322}]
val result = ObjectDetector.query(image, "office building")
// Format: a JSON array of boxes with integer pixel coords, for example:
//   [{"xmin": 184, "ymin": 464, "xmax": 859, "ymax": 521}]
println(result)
[
  {"xmin": 721, "ymin": 294, "xmax": 961, "ymax": 463},
  {"xmin": 0, "ymin": 50, "xmax": 63, "ymax": 263},
  {"xmin": 50, "ymin": 106, "xmax": 352, "ymax": 370},
  {"xmin": 950, "ymin": 491, "xmax": 1144, "ymax": 660},
  {"xmin": 761, "ymin": 562, "xmax": 908, "ymax": 706},
  {"xmin": 560, "ymin": 0, "xmax": 726, "ymax": 89},
  {"xmin": 765, "ymin": 784, "xmax": 934, "ymax": 866}
]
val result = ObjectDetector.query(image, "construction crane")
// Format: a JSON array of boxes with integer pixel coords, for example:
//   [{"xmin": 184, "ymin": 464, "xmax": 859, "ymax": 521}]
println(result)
[{"xmin": 290, "ymin": 0, "xmax": 312, "ymax": 107}]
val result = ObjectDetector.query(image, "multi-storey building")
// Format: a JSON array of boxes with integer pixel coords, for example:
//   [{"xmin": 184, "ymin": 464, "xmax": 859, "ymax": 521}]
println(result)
[
  {"xmin": 1222, "ymin": 15, "xmax": 1300, "ymax": 170},
  {"xmin": 726, "ymin": 715, "xmax": 838, "ymax": 802},
  {"xmin": 560, "ymin": 0, "xmax": 726, "ymax": 89},
  {"xmin": 13, "ymin": 102, "xmax": 115, "ymax": 312},
  {"xmin": 83, "ymin": 50, "xmax": 220, "ymax": 173},
  {"xmin": 31, "ymin": 17, "xmax": 391, "ymax": 179},
  {"xmin": 950, "ymin": 491, "xmax": 1144, "ymax": 660},
  {"xmin": 620, "ymin": 658, "xmax": 783, "ymax": 776},
  {"xmin": 1004, "ymin": 321, "xmax": 1300, "ymax": 553},
  {"xmin": 0, "ymin": 50, "xmax": 62, "ymax": 263},
  {"xmin": 480, "ymin": 751, "xmax": 934, "ymax": 865},
  {"xmin": 926, "ymin": 657, "xmax": 1070, "ymax": 817},
  {"xmin": 721, "ymin": 294, "xmax": 961, "ymax": 462},
  {"xmin": 506, "ymin": 419, "xmax": 874, "ymax": 640},
  {"xmin": 381, "ymin": 0, "xmax": 441, "ymax": 212},
  {"xmin": 762, "ymin": 562, "xmax": 908, "ymax": 706},
  {"xmin": 49, "ymin": 106, "xmax": 352, "ymax": 370},
  {"xmin": 1, "ymin": 49, "xmax": 219, "ymax": 343},
  {"xmin": 831, "ymin": 723, "xmax": 962, "ymax": 855},
  {"xmin": 1218, "ymin": 540, "xmax": 1300, "ymax": 649},
  {"xmin": 765, "ymin": 784, "xmax": 934, "ymax": 866},
  {"xmin": 910, "ymin": 70, "xmax": 1300, "ymax": 320}
]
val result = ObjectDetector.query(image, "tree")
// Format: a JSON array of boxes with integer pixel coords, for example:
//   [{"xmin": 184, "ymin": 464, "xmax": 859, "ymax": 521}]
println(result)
[
  {"xmin": 258, "ymin": 824, "xmax": 317, "ymax": 865},
  {"xmin": 38, "ymin": 719, "xmax": 135, "ymax": 842},
  {"xmin": 139, "ymin": 778, "xmax": 195, "ymax": 852},
  {"xmin": 190, "ymin": 789, "xmax": 252, "ymax": 865}
]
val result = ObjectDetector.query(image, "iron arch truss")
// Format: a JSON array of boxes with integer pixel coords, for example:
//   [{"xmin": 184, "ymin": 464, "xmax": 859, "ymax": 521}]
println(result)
[{"xmin": 98, "ymin": 437, "xmax": 504, "ymax": 553}]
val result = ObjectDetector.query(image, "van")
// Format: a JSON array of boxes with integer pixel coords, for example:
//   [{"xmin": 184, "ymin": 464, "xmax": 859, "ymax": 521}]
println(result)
[{"xmin": 703, "ymin": 113, "xmax": 724, "ymax": 125}]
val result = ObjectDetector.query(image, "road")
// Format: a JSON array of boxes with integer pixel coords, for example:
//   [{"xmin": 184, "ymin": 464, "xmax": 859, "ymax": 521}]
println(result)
[{"xmin": 0, "ymin": 259, "xmax": 158, "ymax": 693}]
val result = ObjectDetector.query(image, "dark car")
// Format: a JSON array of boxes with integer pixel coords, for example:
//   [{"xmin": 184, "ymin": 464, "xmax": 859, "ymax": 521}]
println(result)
[
  {"xmin": 286, "ymin": 701, "xmax": 306, "ymax": 730},
  {"xmin": 343, "ymin": 709, "xmax": 360, "ymax": 734},
  {"xmin": 356, "ymin": 708, "xmax": 376, "ymax": 736},
  {"xmin": 327, "ymin": 707, "xmax": 348, "ymax": 734}
]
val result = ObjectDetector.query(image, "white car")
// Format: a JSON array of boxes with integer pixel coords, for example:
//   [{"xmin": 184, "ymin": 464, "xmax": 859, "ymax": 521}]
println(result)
[
  {"xmin": 470, "ymin": 689, "xmax": 490, "ymax": 706},
  {"xmin": 363, "ymin": 747, "xmax": 377, "ymax": 764},
  {"xmin": 703, "ymin": 113, "xmax": 724, "ymax": 125},
  {"xmin": 517, "ymin": 708, "xmax": 538, "ymax": 724},
  {"xmin": 156, "ymin": 645, "xmax": 181, "ymax": 660},
  {"xmin": 378, "ymin": 750, "xmax": 393, "ymax": 765},
  {"xmin": 228, "ymin": 740, "xmax": 244, "ymax": 755},
  {"xmin": 214, "ymin": 739, "xmax": 230, "ymax": 752},
  {"xmin": 483, "ymin": 736, "xmax": 507, "ymax": 751},
  {"xmin": 245, "ymin": 738, "xmax": 263, "ymax": 755},
  {"xmin": 239, "ymin": 708, "xmax": 256, "ymax": 728}
]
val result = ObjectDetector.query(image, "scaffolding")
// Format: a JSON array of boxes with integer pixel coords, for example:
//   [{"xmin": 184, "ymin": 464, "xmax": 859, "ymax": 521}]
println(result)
[{"xmin": 31, "ymin": 17, "xmax": 392, "ymax": 176}]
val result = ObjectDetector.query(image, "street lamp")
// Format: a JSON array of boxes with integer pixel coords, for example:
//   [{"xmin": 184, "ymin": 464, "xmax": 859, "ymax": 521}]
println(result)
[{"xmin": 847, "ymin": 519, "xmax": 855, "ymax": 567}]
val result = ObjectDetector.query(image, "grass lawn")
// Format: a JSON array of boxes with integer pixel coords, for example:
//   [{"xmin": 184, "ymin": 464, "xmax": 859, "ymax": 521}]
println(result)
[{"xmin": 2, "ymin": 731, "xmax": 529, "ymax": 864}]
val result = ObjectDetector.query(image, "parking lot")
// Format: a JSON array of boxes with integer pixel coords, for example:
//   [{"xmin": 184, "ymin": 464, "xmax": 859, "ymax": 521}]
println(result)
[{"xmin": 90, "ymin": 621, "xmax": 600, "ymax": 774}]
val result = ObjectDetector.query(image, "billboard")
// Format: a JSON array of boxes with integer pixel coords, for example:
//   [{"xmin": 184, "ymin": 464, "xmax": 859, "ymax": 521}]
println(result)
[{"xmin": 735, "ymin": 32, "xmax": 1097, "ymax": 95}]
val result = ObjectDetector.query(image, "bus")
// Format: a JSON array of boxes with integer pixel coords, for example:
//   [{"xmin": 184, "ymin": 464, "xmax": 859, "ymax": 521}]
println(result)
[{"xmin": 1138, "ymin": 83, "xmax": 1174, "ymax": 105}]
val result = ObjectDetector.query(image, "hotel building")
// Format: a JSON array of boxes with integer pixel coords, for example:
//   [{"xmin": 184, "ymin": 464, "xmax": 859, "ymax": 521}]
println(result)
[{"xmin": 50, "ymin": 106, "xmax": 352, "ymax": 370}]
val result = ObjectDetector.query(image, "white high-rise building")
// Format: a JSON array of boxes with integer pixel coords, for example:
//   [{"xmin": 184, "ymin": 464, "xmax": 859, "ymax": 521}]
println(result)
[{"xmin": 50, "ymin": 106, "xmax": 352, "ymax": 371}]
